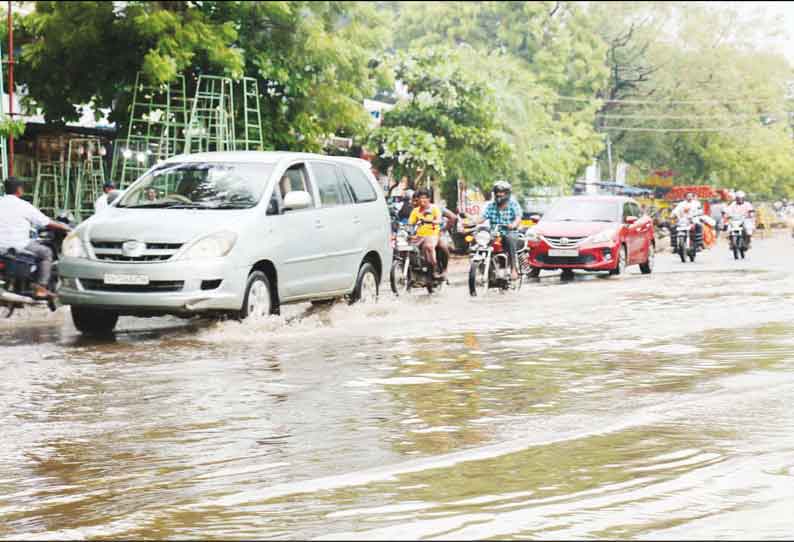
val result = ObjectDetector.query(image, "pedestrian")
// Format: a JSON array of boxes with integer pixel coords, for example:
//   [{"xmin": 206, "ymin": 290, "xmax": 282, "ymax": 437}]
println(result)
[{"xmin": 94, "ymin": 181, "xmax": 117, "ymax": 214}]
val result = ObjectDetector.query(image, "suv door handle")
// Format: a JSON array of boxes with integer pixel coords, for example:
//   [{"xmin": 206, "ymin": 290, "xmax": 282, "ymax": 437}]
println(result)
[
  {"xmin": 314, "ymin": 219, "xmax": 324, "ymax": 229},
  {"xmin": 352, "ymin": 216, "xmax": 361, "ymax": 225}
]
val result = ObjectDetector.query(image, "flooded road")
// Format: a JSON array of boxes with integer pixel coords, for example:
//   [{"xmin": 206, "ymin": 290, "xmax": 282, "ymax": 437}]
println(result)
[{"xmin": 2, "ymin": 234, "xmax": 794, "ymax": 539}]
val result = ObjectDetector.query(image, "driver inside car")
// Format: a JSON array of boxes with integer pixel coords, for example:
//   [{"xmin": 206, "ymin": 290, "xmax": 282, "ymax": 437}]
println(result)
[{"xmin": 0, "ymin": 177, "xmax": 72, "ymax": 299}]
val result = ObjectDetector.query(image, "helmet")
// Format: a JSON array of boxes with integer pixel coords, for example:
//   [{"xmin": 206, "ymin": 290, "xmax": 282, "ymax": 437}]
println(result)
[
  {"xmin": 492, "ymin": 180, "xmax": 512, "ymax": 205},
  {"xmin": 736, "ymin": 190, "xmax": 746, "ymax": 201}
]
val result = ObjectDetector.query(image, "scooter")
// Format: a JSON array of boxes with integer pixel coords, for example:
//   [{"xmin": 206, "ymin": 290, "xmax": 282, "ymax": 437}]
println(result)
[{"xmin": 0, "ymin": 212, "xmax": 74, "ymax": 317}]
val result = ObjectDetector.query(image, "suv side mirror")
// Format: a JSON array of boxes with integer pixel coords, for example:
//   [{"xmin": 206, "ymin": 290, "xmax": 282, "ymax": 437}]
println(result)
[
  {"xmin": 283, "ymin": 191, "xmax": 312, "ymax": 211},
  {"xmin": 625, "ymin": 215, "xmax": 638, "ymax": 225}
]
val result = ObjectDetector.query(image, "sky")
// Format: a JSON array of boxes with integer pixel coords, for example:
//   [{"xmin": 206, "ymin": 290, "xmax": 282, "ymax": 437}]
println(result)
[{"xmin": 728, "ymin": 1, "xmax": 794, "ymax": 62}]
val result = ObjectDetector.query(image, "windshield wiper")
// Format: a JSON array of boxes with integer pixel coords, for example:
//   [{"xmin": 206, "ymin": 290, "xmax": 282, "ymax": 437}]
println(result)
[{"xmin": 120, "ymin": 202, "xmax": 184, "ymax": 209}]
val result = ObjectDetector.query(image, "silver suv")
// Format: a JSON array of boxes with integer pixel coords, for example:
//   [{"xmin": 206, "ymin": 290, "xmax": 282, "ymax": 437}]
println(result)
[{"xmin": 59, "ymin": 151, "xmax": 392, "ymax": 334}]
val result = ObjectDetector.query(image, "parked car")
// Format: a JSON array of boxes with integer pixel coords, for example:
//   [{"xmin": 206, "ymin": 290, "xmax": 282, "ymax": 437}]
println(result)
[
  {"xmin": 524, "ymin": 195, "xmax": 655, "ymax": 277},
  {"xmin": 58, "ymin": 151, "xmax": 392, "ymax": 335}
]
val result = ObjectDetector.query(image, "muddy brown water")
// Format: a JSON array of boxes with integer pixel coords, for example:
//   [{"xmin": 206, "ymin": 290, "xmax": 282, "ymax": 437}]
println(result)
[{"xmin": 2, "ymin": 235, "xmax": 794, "ymax": 539}]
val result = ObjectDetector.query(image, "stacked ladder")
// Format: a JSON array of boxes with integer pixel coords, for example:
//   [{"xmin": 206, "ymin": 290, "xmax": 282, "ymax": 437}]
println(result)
[
  {"xmin": 184, "ymin": 75, "xmax": 236, "ymax": 153},
  {"xmin": 33, "ymin": 162, "xmax": 63, "ymax": 216},
  {"xmin": 237, "ymin": 77, "xmax": 264, "ymax": 151},
  {"xmin": 114, "ymin": 72, "xmax": 188, "ymax": 188},
  {"xmin": 65, "ymin": 138, "xmax": 106, "ymax": 221}
]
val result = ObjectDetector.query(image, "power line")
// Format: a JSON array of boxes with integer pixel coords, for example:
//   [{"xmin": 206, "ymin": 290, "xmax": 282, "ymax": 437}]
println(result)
[
  {"xmin": 600, "ymin": 126, "xmax": 740, "ymax": 132},
  {"xmin": 597, "ymin": 112, "xmax": 779, "ymax": 120},
  {"xmin": 540, "ymin": 94, "xmax": 785, "ymax": 106}
]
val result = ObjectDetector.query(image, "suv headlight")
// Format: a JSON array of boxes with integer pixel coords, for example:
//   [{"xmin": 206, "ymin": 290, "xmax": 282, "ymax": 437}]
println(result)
[
  {"xmin": 586, "ymin": 227, "xmax": 618, "ymax": 245},
  {"xmin": 62, "ymin": 233, "xmax": 87, "ymax": 258},
  {"xmin": 178, "ymin": 231, "xmax": 237, "ymax": 260}
]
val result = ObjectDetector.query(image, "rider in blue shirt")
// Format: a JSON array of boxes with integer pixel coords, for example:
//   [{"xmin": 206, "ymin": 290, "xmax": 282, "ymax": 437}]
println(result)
[{"xmin": 476, "ymin": 180, "xmax": 523, "ymax": 280}]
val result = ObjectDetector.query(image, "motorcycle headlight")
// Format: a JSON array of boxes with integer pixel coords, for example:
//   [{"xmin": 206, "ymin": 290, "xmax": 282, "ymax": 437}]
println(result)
[
  {"xmin": 178, "ymin": 231, "xmax": 237, "ymax": 260},
  {"xmin": 524, "ymin": 228, "xmax": 539, "ymax": 242},
  {"xmin": 475, "ymin": 230, "xmax": 491, "ymax": 247},
  {"xmin": 397, "ymin": 230, "xmax": 409, "ymax": 243},
  {"xmin": 62, "ymin": 233, "xmax": 87, "ymax": 259},
  {"xmin": 586, "ymin": 227, "xmax": 618, "ymax": 245}
]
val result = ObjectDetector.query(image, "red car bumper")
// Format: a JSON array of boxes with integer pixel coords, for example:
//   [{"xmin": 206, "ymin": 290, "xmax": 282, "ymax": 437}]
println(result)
[{"xmin": 526, "ymin": 241, "xmax": 619, "ymax": 271}]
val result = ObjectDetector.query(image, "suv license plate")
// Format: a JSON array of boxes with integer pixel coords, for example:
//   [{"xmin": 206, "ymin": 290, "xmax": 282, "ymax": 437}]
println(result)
[
  {"xmin": 548, "ymin": 249, "xmax": 579, "ymax": 257},
  {"xmin": 103, "ymin": 273, "xmax": 150, "ymax": 285}
]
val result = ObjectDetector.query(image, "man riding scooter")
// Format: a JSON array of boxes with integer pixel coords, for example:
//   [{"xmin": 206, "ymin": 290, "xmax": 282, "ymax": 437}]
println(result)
[
  {"xmin": 471, "ymin": 180, "xmax": 523, "ymax": 281},
  {"xmin": 722, "ymin": 190, "xmax": 755, "ymax": 248},
  {"xmin": 671, "ymin": 192, "xmax": 705, "ymax": 249},
  {"xmin": 0, "ymin": 178, "xmax": 72, "ymax": 298}
]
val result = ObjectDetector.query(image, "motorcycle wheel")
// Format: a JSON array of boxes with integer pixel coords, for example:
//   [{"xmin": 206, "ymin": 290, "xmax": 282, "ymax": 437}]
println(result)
[
  {"xmin": 732, "ymin": 240, "xmax": 739, "ymax": 260},
  {"xmin": 389, "ymin": 260, "xmax": 409, "ymax": 295},
  {"xmin": 688, "ymin": 246, "xmax": 696, "ymax": 262},
  {"xmin": 468, "ymin": 261, "xmax": 486, "ymax": 297},
  {"xmin": 678, "ymin": 241, "xmax": 686, "ymax": 263}
]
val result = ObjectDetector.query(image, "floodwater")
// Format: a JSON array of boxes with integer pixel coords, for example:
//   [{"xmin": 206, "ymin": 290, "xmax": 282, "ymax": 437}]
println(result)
[{"xmin": 2, "ymin": 234, "xmax": 794, "ymax": 539}]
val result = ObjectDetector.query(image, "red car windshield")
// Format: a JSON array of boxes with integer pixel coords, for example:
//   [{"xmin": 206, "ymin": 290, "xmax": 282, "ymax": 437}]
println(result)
[{"xmin": 543, "ymin": 199, "xmax": 620, "ymax": 223}]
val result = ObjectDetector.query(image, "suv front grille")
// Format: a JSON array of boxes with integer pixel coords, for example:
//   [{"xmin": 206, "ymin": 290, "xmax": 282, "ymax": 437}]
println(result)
[
  {"xmin": 90, "ymin": 241, "xmax": 183, "ymax": 263},
  {"xmin": 79, "ymin": 279, "xmax": 185, "ymax": 293}
]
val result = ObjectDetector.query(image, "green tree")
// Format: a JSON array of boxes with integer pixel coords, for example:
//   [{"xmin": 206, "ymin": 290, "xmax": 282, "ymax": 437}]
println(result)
[
  {"xmin": 14, "ymin": 1, "xmax": 389, "ymax": 151},
  {"xmin": 367, "ymin": 48, "xmax": 511, "ymax": 204}
]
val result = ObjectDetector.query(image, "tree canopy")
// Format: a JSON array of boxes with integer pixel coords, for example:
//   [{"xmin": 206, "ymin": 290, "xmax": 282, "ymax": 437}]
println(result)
[{"xmin": 5, "ymin": 1, "xmax": 794, "ymax": 198}]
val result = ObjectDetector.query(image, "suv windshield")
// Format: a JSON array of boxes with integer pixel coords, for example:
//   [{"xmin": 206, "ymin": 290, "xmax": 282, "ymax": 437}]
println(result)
[
  {"xmin": 117, "ymin": 162, "xmax": 274, "ymax": 209},
  {"xmin": 543, "ymin": 199, "xmax": 620, "ymax": 223}
]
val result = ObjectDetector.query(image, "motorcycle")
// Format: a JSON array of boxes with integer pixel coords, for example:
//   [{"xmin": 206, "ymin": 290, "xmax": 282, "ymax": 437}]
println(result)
[
  {"xmin": 727, "ymin": 214, "xmax": 749, "ymax": 260},
  {"xmin": 466, "ymin": 224, "xmax": 527, "ymax": 296},
  {"xmin": 673, "ymin": 214, "xmax": 702, "ymax": 263},
  {"xmin": 389, "ymin": 223, "xmax": 448, "ymax": 295},
  {"xmin": 0, "ymin": 212, "xmax": 74, "ymax": 317}
]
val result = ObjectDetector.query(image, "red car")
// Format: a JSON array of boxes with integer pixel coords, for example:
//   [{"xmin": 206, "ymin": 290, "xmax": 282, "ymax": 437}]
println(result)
[{"xmin": 524, "ymin": 196, "xmax": 655, "ymax": 277}]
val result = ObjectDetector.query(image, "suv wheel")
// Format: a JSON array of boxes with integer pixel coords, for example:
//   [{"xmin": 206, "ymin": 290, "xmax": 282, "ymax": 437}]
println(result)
[
  {"xmin": 241, "ymin": 271, "xmax": 277, "ymax": 320},
  {"xmin": 71, "ymin": 306, "xmax": 119, "ymax": 335},
  {"xmin": 349, "ymin": 262, "xmax": 379, "ymax": 304}
]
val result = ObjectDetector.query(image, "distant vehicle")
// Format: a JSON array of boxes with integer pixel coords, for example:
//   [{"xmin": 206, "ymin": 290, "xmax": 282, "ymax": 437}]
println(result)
[
  {"xmin": 58, "ymin": 151, "xmax": 392, "ymax": 335},
  {"xmin": 524, "ymin": 195, "xmax": 655, "ymax": 278}
]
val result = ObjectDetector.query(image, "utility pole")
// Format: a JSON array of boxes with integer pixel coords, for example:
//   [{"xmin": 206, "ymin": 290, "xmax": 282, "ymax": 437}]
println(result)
[
  {"xmin": 7, "ymin": 0, "xmax": 13, "ymax": 176},
  {"xmin": 606, "ymin": 133, "xmax": 613, "ymax": 181}
]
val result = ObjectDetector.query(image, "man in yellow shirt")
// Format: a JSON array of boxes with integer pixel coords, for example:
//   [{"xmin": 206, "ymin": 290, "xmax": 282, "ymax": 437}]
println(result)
[{"xmin": 409, "ymin": 189, "xmax": 444, "ymax": 278}]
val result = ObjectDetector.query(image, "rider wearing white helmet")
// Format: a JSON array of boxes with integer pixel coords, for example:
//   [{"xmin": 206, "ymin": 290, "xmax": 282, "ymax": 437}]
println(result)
[{"xmin": 722, "ymin": 190, "xmax": 755, "ymax": 246}]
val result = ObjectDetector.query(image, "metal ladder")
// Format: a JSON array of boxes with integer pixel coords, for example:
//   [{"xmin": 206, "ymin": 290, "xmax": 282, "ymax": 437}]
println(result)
[
  {"xmin": 184, "ymin": 75, "xmax": 236, "ymax": 153},
  {"xmin": 237, "ymin": 77, "xmax": 264, "ymax": 151},
  {"xmin": 33, "ymin": 161, "xmax": 62, "ymax": 216},
  {"xmin": 113, "ymin": 72, "xmax": 188, "ymax": 188},
  {"xmin": 65, "ymin": 138, "xmax": 105, "ymax": 221}
]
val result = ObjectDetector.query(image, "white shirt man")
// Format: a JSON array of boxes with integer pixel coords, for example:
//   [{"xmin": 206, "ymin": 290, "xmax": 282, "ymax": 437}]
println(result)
[
  {"xmin": 0, "ymin": 193, "xmax": 51, "ymax": 251},
  {"xmin": 94, "ymin": 182, "xmax": 117, "ymax": 214},
  {"xmin": 671, "ymin": 194, "xmax": 702, "ymax": 220},
  {"xmin": 723, "ymin": 192, "xmax": 755, "ymax": 235},
  {"xmin": 0, "ymin": 178, "xmax": 71, "ymax": 296}
]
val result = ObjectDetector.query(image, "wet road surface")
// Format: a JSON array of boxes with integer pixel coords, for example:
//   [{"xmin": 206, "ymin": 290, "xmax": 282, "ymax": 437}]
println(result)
[{"xmin": 2, "ymin": 234, "xmax": 794, "ymax": 539}]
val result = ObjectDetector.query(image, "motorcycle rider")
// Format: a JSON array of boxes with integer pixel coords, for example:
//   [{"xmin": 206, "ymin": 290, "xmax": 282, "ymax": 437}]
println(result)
[
  {"xmin": 671, "ymin": 192, "xmax": 704, "ymax": 248},
  {"xmin": 722, "ymin": 190, "xmax": 755, "ymax": 248},
  {"xmin": 408, "ymin": 188, "xmax": 445, "ymax": 278},
  {"xmin": 474, "ymin": 180, "xmax": 523, "ymax": 281},
  {"xmin": 0, "ymin": 177, "xmax": 72, "ymax": 298}
]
